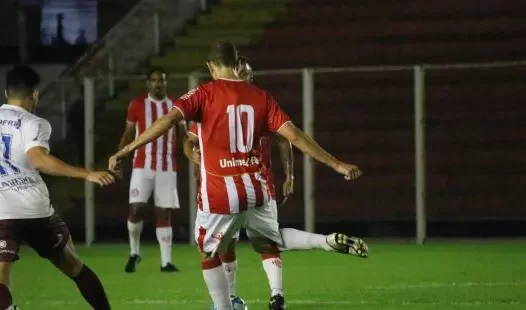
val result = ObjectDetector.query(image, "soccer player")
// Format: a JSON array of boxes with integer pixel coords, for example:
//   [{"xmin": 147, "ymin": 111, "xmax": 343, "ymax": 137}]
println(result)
[
  {"xmin": 183, "ymin": 57, "xmax": 368, "ymax": 307},
  {"xmin": 0, "ymin": 65, "xmax": 114, "ymax": 310},
  {"xmin": 116, "ymin": 68, "xmax": 186, "ymax": 273},
  {"xmin": 109, "ymin": 41, "xmax": 362, "ymax": 310}
]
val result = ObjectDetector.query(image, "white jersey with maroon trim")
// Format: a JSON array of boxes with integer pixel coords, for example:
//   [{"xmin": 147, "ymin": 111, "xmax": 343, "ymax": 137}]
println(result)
[
  {"xmin": 126, "ymin": 94, "xmax": 177, "ymax": 171},
  {"xmin": 0, "ymin": 105, "xmax": 54, "ymax": 220}
]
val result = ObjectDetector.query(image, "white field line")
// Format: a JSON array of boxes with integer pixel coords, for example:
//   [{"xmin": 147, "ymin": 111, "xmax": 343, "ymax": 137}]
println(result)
[{"xmin": 20, "ymin": 281, "xmax": 526, "ymax": 306}]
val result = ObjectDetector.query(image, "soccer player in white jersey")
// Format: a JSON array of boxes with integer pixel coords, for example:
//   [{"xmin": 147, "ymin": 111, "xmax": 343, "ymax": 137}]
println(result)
[
  {"xmin": 0, "ymin": 65, "xmax": 115, "ymax": 310},
  {"xmin": 184, "ymin": 57, "xmax": 368, "ymax": 308},
  {"xmin": 116, "ymin": 68, "xmax": 187, "ymax": 273}
]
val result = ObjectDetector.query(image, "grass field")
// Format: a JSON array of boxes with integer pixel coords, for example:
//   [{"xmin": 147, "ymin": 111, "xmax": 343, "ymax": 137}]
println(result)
[{"xmin": 11, "ymin": 241, "xmax": 526, "ymax": 309}]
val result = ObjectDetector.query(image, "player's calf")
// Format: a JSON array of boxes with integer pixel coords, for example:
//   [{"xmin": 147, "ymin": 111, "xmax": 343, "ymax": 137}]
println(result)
[
  {"xmin": 50, "ymin": 238, "xmax": 111, "ymax": 310},
  {"xmin": 251, "ymin": 238, "xmax": 286, "ymax": 309},
  {"xmin": 155, "ymin": 208, "xmax": 178, "ymax": 272},
  {"xmin": 219, "ymin": 239, "xmax": 238, "ymax": 297},
  {"xmin": 200, "ymin": 252, "xmax": 233, "ymax": 310}
]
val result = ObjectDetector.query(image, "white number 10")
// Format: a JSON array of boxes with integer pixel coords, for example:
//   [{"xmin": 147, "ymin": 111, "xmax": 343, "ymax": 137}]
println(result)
[{"xmin": 227, "ymin": 104, "xmax": 254, "ymax": 153}]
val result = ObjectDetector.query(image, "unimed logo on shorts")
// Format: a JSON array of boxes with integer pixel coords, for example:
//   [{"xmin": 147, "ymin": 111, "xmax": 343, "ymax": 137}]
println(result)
[
  {"xmin": 130, "ymin": 188, "xmax": 139, "ymax": 197},
  {"xmin": 0, "ymin": 240, "xmax": 6, "ymax": 248}
]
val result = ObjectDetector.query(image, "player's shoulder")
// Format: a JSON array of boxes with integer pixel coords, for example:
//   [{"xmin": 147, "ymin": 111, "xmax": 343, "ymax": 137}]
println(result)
[{"xmin": 21, "ymin": 112, "xmax": 51, "ymax": 130}]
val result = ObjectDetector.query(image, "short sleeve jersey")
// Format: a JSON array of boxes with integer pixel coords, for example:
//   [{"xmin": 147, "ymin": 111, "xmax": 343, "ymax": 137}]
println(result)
[
  {"xmin": 0, "ymin": 105, "xmax": 53, "ymax": 219},
  {"xmin": 126, "ymin": 94, "xmax": 178, "ymax": 171},
  {"xmin": 174, "ymin": 79, "xmax": 289, "ymax": 213}
]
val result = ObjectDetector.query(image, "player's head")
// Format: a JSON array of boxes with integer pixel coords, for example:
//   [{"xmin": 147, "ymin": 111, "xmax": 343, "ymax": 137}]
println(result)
[
  {"xmin": 5, "ymin": 65, "xmax": 41, "ymax": 112},
  {"xmin": 206, "ymin": 41, "xmax": 239, "ymax": 80},
  {"xmin": 146, "ymin": 67, "xmax": 167, "ymax": 100},
  {"xmin": 235, "ymin": 56, "xmax": 253, "ymax": 82}
]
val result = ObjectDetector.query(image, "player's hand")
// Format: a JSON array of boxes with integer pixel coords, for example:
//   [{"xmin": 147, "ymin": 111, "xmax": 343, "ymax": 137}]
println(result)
[
  {"xmin": 333, "ymin": 162, "xmax": 362, "ymax": 180},
  {"xmin": 191, "ymin": 147, "xmax": 201, "ymax": 165},
  {"xmin": 86, "ymin": 171, "xmax": 115, "ymax": 187},
  {"xmin": 108, "ymin": 151, "xmax": 127, "ymax": 173},
  {"xmin": 282, "ymin": 176, "xmax": 294, "ymax": 198}
]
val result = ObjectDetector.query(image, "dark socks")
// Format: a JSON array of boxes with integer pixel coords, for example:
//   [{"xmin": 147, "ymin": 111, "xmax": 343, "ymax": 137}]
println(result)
[
  {"xmin": 0, "ymin": 283, "xmax": 12, "ymax": 309},
  {"xmin": 72, "ymin": 265, "xmax": 111, "ymax": 310}
]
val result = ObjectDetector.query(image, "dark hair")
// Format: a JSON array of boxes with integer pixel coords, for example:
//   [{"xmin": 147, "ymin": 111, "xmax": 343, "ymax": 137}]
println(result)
[
  {"xmin": 208, "ymin": 41, "xmax": 238, "ymax": 68},
  {"xmin": 6, "ymin": 65, "xmax": 40, "ymax": 97},
  {"xmin": 146, "ymin": 67, "xmax": 167, "ymax": 80}
]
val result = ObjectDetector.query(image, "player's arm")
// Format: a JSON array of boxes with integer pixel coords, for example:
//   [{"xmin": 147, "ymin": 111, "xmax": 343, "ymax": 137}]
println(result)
[
  {"xmin": 275, "ymin": 134, "xmax": 294, "ymax": 197},
  {"xmin": 118, "ymin": 122, "xmax": 136, "ymax": 153},
  {"xmin": 183, "ymin": 132, "xmax": 200, "ymax": 165},
  {"xmin": 25, "ymin": 120, "xmax": 114, "ymax": 186},
  {"xmin": 276, "ymin": 134, "xmax": 293, "ymax": 180}
]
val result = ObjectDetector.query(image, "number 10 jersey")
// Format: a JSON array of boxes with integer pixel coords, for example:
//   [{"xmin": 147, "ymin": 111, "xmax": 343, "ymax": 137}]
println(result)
[{"xmin": 174, "ymin": 79, "xmax": 290, "ymax": 214}]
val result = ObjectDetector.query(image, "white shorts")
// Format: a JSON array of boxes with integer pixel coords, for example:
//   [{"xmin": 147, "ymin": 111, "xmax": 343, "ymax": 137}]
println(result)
[
  {"xmin": 129, "ymin": 168, "xmax": 180, "ymax": 208},
  {"xmin": 195, "ymin": 201, "xmax": 282, "ymax": 255}
]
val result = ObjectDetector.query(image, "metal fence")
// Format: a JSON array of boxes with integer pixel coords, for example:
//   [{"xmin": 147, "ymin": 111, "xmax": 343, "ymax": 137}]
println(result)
[{"xmin": 69, "ymin": 61, "xmax": 526, "ymax": 245}]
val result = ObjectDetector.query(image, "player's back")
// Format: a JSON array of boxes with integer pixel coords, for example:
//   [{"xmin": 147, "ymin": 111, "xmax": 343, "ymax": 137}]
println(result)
[
  {"xmin": 179, "ymin": 78, "xmax": 290, "ymax": 214},
  {"xmin": 0, "ymin": 105, "xmax": 52, "ymax": 219}
]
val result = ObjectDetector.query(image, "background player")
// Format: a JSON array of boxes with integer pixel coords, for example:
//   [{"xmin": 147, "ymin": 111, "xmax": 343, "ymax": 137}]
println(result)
[
  {"xmin": 109, "ymin": 41, "xmax": 362, "ymax": 310},
  {"xmin": 0, "ymin": 65, "xmax": 114, "ymax": 310},
  {"xmin": 116, "ymin": 68, "xmax": 187, "ymax": 273},
  {"xmin": 183, "ymin": 57, "xmax": 368, "ymax": 307}
]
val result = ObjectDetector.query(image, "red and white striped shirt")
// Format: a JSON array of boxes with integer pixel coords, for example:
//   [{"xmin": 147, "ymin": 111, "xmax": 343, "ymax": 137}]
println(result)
[
  {"xmin": 175, "ymin": 79, "xmax": 290, "ymax": 214},
  {"xmin": 126, "ymin": 94, "xmax": 178, "ymax": 171},
  {"xmin": 189, "ymin": 124, "xmax": 277, "ymax": 201}
]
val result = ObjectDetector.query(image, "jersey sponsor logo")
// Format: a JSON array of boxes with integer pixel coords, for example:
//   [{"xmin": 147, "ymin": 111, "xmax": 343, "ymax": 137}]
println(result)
[
  {"xmin": 0, "ymin": 119, "xmax": 21, "ymax": 129},
  {"xmin": 219, "ymin": 156, "xmax": 260, "ymax": 169},
  {"xmin": 0, "ymin": 176, "xmax": 40, "ymax": 192}
]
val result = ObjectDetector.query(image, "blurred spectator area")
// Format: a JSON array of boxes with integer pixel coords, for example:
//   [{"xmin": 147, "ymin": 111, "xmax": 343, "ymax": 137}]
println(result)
[{"xmin": 0, "ymin": 0, "xmax": 139, "ymax": 63}]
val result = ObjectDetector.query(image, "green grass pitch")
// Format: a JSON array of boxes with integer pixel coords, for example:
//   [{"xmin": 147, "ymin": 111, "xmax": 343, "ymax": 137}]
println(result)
[{"xmin": 12, "ymin": 241, "xmax": 526, "ymax": 309}]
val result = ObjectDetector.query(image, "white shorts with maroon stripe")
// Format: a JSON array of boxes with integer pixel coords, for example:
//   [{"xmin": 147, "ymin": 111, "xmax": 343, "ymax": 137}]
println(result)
[
  {"xmin": 129, "ymin": 168, "xmax": 180, "ymax": 208},
  {"xmin": 195, "ymin": 201, "xmax": 282, "ymax": 255}
]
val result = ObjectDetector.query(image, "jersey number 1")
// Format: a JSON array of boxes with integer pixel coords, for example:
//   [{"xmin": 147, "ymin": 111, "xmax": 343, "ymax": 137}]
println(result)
[
  {"xmin": 0, "ymin": 134, "xmax": 20, "ymax": 176},
  {"xmin": 227, "ymin": 104, "xmax": 254, "ymax": 153}
]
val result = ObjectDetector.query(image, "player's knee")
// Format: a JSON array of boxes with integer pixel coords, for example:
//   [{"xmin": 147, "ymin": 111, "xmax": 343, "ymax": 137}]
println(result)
[
  {"xmin": 52, "ymin": 240, "xmax": 84, "ymax": 278},
  {"xmin": 0, "ymin": 263, "xmax": 13, "ymax": 285},
  {"xmin": 154, "ymin": 207, "xmax": 171, "ymax": 224},
  {"xmin": 251, "ymin": 238, "xmax": 280, "ymax": 254},
  {"xmin": 219, "ymin": 240, "xmax": 237, "ymax": 263},
  {"xmin": 200, "ymin": 252, "xmax": 222, "ymax": 270},
  {"xmin": 128, "ymin": 203, "xmax": 146, "ymax": 222}
]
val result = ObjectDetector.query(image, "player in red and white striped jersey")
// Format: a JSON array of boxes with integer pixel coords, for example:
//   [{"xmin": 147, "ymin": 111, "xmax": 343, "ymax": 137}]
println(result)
[
  {"xmin": 109, "ymin": 41, "xmax": 362, "ymax": 310},
  {"xmin": 116, "ymin": 68, "xmax": 186, "ymax": 273},
  {"xmin": 184, "ymin": 57, "xmax": 368, "ymax": 308}
]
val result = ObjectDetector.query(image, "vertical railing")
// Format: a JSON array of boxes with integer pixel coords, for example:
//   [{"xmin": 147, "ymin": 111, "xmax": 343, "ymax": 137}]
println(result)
[
  {"xmin": 187, "ymin": 73, "xmax": 200, "ymax": 244},
  {"xmin": 84, "ymin": 77, "xmax": 96, "ymax": 246},
  {"xmin": 302, "ymin": 69, "xmax": 316, "ymax": 233},
  {"xmin": 414, "ymin": 66, "xmax": 427, "ymax": 245}
]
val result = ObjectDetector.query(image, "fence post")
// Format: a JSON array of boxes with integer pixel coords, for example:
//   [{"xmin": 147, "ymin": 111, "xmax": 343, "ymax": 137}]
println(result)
[
  {"xmin": 188, "ymin": 73, "xmax": 199, "ymax": 244},
  {"xmin": 414, "ymin": 66, "xmax": 427, "ymax": 245},
  {"xmin": 153, "ymin": 12, "xmax": 160, "ymax": 55},
  {"xmin": 302, "ymin": 68, "xmax": 315, "ymax": 233},
  {"xmin": 84, "ymin": 77, "xmax": 95, "ymax": 247}
]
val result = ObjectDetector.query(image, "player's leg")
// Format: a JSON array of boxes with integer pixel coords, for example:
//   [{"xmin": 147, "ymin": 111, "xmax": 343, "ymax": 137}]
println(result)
[
  {"xmin": 27, "ymin": 214, "xmax": 110, "ymax": 310},
  {"xmin": 245, "ymin": 205, "xmax": 286, "ymax": 310},
  {"xmin": 0, "ymin": 220, "xmax": 21, "ymax": 309},
  {"xmin": 153, "ymin": 171, "xmax": 180, "ymax": 272},
  {"xmin": 272, "ymin": 199, "xmax": 369, "ymax": 256},
  {"xmin": 219, "ymin": 238, "xmax": 238, "ymax": 297},
  {"xmin": 196, "ymin": 211, "xmax": 243, "ymax": 310},
  {"xmin": 126, "ymin": 169, "xmax": 154, "ymax": 272}
]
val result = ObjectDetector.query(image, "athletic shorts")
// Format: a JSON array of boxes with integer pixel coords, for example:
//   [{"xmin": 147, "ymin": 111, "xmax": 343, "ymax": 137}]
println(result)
[
  {"xmin": 0, "ymin": 213, "xmax": 70, "ymax": 262},
  {"xmin": 129, "ymin": 168, "xmax": 180, "ymax": 208},
  {"xmin": 195, "ymin": 201, "xmax": 282, "ymax": 255}
]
